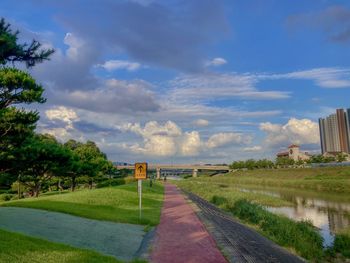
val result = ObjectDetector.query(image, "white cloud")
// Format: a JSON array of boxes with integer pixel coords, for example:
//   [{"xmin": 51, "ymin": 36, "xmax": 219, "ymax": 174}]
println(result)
[
  {"xmin": 122, "ymin": 121, "xmax": 251, "ymax": 157},
  {"xmin": 261, "ymin": 68, "xmax": 350, "ymax": 88},
  {"xmin": 206, "ymin": 57, "xmax": 227, "ymax": 67},
  {"xmin": 179, "ymin": 131, "xmax": 201, "ymax": 156},
  {"xmin": 64, "ymin": 33, "xmax": 85, "ymax": 60},
  {"xmin": 193, "ymin": 119, "xmax": 209, "ymax": 127},
  {"xmin": 207, "ymin": 132, "xmax": 252, "ymax": 148},
  {"xmin": 260, "ymin": 118, "xmax": 320, "ymax": 147},
  {"xmin": 97, "ymin": 60, "xmax": 141, "ymax": 71},
  {"xmin": 45, "ymin": 106, "xmax": 78, "ymax": 128},
  {"xmin": 169, "ymin": 72, "xmax": 291, "ymax": 102},
  {"xmin": 243, "ymin": 146, "xmax": 262, "ymax": 152}
]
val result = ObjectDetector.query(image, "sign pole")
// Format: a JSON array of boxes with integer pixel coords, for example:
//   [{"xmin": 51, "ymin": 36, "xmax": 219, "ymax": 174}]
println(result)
[
  {"xmin": 138, "ymin": 179, "xmax": 142, "ymax": 220},
  {"xmin": 134, "ymin": 162, "xmax": 147, "ymax": 222}
]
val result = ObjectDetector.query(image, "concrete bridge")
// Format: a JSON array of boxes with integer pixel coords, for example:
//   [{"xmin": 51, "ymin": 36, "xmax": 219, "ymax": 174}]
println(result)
[{"xmin": 116, "ymin": 164, "xmax": 230, "ymax": 178}]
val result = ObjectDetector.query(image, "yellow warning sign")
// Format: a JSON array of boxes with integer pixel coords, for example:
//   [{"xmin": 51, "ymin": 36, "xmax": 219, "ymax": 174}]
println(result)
[{"xmin": 134, "ymin": 163, "xmax": 147, "ymax": 179}]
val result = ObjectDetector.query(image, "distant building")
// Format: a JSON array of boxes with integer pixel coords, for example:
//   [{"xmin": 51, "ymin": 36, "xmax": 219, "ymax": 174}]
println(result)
[
  {"xmin": 319, "ymin": 108, "xmax": 350, "ymax": 154},
  {"xmin": 276, "ymin": 144, "xmax": 311, "ymax": 161}
]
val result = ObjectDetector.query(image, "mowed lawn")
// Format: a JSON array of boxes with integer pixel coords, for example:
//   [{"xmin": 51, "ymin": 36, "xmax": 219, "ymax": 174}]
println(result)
[
  {"xmin": 1, "ymin": 182, "xmax": 164, "ymax": 226},
  {"xmin": 0, "ymin": 229, "xmax": 120, "ymax": 263}
]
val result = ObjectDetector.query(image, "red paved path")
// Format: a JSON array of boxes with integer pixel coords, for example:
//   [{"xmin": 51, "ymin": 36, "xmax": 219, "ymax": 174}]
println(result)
[{"xmin": 150, "ymin": 184, "xmax": 227, "ymax": 263}]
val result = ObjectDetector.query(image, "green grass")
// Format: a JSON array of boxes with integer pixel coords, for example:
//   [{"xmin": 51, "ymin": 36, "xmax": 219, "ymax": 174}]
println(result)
[
  {"xmin": 176, "ymin": 180, "xmax": 292, "ymax": 207},
  {"xmin": 231, "ymin": 199, "xmax": 323, "ymax": 260},
  {"xmin": 0, "ymin": 228, "xmax": 121, "ymax": 263},
  {"xmin": 1, "ymin": 182, "xmax": 164, "ymax": 226}
]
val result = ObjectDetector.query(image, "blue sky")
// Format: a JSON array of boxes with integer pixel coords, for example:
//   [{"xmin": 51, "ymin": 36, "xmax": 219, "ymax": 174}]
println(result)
[{"xmin": 2, "ymin": 0, "xmax": 350, "ymax": 163}]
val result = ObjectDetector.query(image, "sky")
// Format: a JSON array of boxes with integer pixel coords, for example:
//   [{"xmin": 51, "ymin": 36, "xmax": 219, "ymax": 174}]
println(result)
[{"xmin": 2, "ymin": 0, "xmax": 350, "ymax": 164}]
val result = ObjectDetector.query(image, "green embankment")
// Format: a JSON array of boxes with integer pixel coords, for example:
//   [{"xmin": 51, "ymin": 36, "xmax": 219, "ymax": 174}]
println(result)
[
  {"xmin": 224, "ymin": 167, "xmax": 350, "ymax": 193},
  {"xmin": 0, "ymin": 229, "xmax": 120, "ymax": 263},
  {"xmin": 1, "ymin": 182, "xmax": 164, "ymax": 226}
]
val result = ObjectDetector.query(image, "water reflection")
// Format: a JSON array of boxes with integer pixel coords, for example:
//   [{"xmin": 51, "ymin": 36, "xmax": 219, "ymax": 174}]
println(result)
[{"xmin": 238, "ymin": 187, "xmax": 350, "ymax": 247}]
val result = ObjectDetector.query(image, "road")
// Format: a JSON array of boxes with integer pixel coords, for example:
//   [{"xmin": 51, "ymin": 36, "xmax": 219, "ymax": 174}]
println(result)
[{"xmin": 184, "ymin": 191, "xmax": 305, "ymax": 263}]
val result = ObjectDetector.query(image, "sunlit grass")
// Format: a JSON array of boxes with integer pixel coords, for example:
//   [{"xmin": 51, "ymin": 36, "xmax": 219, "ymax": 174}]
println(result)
[{"xmin": 1, "ymin": 182, "xmax": 164, "ymax": 226}]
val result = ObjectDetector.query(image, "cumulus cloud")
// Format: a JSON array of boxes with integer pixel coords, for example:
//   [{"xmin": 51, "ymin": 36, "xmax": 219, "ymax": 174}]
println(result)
[
  {"xmin": 97, "ymin": 60, "xmax": 141, "ymax": 71},
  {"xmin": 122, "ymin": 121, "xmax": 251, "ymax": 157},
  {"xmin": 206, "ymin": 57, "xmax": 227, "ymax": 67},
  {"xmin": 45, "ymin": 106, "xmax": 78, "ymax": 130},
  {"xmin": 287, "ymin": 5, "xmax": 350, "ymax": 43},
  {"xmin": 260, "ymin": 118, "xmax": 320, "ymax": 148}
]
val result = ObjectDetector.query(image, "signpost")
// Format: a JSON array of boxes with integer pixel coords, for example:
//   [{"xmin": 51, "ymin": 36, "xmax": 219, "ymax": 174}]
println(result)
[{"xmin": 134, "ymin": 162, "xmax": 147, "ymax": 221}]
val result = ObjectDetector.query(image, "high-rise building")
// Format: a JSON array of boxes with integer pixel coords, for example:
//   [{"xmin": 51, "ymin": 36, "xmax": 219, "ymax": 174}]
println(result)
[{"xmin": 319, "ymin": 108, "xmax": 350, "ymax": 154}]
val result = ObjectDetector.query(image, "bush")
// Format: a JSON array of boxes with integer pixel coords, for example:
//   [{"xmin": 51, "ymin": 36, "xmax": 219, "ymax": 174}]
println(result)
[
  {"xmin": 333, "ymin": 234, "xmax": 350, "ymax": 258},
  {"xmin": 0, "ymin": 193, "xmax": 15, "ymax": 202},
  {"xmin": 96, "ymin": 178, "xmax": 127, "ymax": 188},
  {"xmin": 211, "ymin": 195, "xmax": 228, "ymax": 207}
]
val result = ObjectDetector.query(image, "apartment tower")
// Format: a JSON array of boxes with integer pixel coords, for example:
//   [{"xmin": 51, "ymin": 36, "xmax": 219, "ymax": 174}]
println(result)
[{"xmin": 319, "ymin": 108, "xmax": 350, "ymax": 154}]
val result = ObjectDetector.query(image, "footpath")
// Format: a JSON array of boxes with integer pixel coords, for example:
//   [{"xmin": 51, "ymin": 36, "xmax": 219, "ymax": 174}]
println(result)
[{"xmin": 150, "ymin": 184, "xmax": 227, "ymax": 263}]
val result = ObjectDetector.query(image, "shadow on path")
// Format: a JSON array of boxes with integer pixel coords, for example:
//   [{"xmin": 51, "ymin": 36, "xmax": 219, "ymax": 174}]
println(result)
[{"xmin": 0, "ymin": 207, "xmax": 145, "ymax": 261}]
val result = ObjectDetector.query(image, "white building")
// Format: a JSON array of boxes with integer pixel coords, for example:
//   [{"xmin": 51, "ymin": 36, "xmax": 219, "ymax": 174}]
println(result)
[{"xmin": 276, "ymin": 144, "xmax": 310, "ymax": 161}]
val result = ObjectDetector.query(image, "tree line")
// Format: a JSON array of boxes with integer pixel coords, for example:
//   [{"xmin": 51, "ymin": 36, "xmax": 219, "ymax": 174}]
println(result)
[
  {"xmin": 0, "ymin": 18, "xmax": 121, "ymax": 198},
  {"xmin": 230, "ymin": 153, "xmax": 348, "ymax": 170}
]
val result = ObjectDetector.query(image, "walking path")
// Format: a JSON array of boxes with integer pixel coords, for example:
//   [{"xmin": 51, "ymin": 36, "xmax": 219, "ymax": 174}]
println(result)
[{"xmin": 151, "ymin": 184, "xmax": 227, "ymax": 263}]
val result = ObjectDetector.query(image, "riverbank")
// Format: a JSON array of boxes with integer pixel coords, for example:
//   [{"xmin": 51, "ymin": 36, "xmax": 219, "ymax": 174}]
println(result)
[{"xmin": 174, "ymin": 167, "xmax": 350, "ymax": 261}]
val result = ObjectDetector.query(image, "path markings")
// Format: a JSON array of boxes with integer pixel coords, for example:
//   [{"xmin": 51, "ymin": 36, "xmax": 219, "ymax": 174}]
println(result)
[{"xmin": 134, "ymin": 162, "xmax": 147, "ymax": 220}]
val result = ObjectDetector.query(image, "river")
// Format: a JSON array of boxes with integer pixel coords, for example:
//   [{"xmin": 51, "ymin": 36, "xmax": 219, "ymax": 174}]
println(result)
[{"xmin": 237, "ymin": 186, "xmax": 350, "ymax": 247}]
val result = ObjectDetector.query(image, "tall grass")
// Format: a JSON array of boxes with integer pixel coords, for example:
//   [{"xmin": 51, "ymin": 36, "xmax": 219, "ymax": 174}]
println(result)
[{"xmin": 229, "ymin": 199, "xmax": 323, "ymax": 260}]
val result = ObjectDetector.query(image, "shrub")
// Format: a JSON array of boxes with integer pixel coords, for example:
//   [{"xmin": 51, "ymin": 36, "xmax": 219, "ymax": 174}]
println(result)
[
  {"xmin": 211, "ymin": 195, "xmax": 228, "ymax": 206},
  {"xmin": 0, "ymin": 193, "xmax": 15, "ymax": 202},
  {"xmin": 96, "ymin": 178, "xmax": 127, "ymax": 188},
  {"xmin": 333, "ymin": 234, "xmax": 350, "ymax": 258}
]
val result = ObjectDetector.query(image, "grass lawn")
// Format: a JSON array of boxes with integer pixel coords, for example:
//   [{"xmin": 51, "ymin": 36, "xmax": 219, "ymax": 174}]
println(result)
[
  {"xmin": 0, "ymin": 228, "xmax": 120, "ymax": 263},
  {"xmin": 1, "ymin": 181, "xmax": 163, "ymax": 226}
]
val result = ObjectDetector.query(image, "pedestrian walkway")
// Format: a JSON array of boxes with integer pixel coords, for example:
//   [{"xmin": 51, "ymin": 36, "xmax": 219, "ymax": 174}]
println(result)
[{"xmin": 151, "ymin": 184, "xmax": 227, "ymax": 263}]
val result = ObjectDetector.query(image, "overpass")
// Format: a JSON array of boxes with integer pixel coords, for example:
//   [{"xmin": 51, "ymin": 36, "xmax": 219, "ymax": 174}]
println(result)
[{"xmin": 116, "ymin": 164, "xmax": 230, "ymax": 178}]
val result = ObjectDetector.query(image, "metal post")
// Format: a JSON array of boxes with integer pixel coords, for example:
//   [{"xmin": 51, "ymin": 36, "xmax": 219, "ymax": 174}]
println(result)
[{"xmin": 138, "ymin": 179, "xmax": 142, "ymax": 220}]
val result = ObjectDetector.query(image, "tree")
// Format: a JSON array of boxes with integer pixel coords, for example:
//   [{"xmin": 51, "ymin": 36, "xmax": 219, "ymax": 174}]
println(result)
[
  {"xmin": 0, "ymin": 18, "xmax": 53, "ymax": 184},
  {"xmin": 63, "ymin": 140, "xmax": 84, "ymax": 192},
  {"xmin": 275, "ymin": 157, "xmax": 294, "ymax": 167},
  {"xmin": 71, "ymin": 141, "xmax": 109, "ymax": 189},
  {"xmin": 0, "ymin": 18, "xmax": 54, "ymax": 67},
  {"xmin": 0, "ymin": 68, "xmax": 46, "ymax": 109},
  {"xmin": 15, "ymin": 134, "xmax": 71, "ymax": 197}
]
